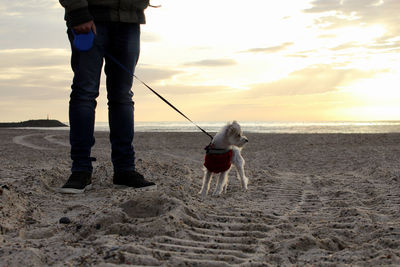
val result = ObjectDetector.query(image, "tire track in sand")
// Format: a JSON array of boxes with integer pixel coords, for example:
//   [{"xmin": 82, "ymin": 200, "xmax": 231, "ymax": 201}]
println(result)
[
  {"xmin": 13, "ymin": 134, "xmax": 53, "ymax": 150},
  {"xmin": 43, "ymin": 135, "xmax": 69, "ymax": 147},
  {"xmin": 112, "ymin": 170, "xmax": 307, "ymax": 266},
  {"xmin": 13, "ymin": 134, "xmax": 68, "ymax": 150}
]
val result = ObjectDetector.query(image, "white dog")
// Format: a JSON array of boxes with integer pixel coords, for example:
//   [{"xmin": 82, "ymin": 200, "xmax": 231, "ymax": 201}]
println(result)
[{"xmin": 199, "ymin": 121, "xmax": 249, "ymax": 197}]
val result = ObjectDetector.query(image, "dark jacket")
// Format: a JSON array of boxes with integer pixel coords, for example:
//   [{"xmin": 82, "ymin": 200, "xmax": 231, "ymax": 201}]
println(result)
[{"xmin": 59, "ymin": 0, "xmax": 149, "ymax": 27}]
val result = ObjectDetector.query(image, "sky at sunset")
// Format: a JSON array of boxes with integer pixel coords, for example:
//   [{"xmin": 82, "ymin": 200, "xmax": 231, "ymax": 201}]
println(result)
[{"xmin": 1, "ymin": 0, "xmax": 400, "ymax": 122}]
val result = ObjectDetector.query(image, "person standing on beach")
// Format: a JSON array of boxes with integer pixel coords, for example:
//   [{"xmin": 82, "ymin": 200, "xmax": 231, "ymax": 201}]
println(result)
[{"xmin": 59, "ymin": 0, "xmax": 155, "ymax": 193}]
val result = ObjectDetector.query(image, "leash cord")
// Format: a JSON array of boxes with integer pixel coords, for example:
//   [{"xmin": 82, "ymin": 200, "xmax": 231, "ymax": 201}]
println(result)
[{"xmin": 105, "ymin": 52, "xmax": 214, "ymax": 140}]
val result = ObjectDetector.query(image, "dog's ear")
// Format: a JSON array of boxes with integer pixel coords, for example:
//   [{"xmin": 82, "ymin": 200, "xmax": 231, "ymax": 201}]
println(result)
[{"xmin": 227, "ymin": 123, "xmax": 237, "ymax": 136}]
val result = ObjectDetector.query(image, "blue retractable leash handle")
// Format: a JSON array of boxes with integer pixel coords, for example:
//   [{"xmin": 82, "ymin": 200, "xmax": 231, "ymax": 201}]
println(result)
[{"xmin": 72, "ymin": 29, "xmax": 95, "ymax": 51}]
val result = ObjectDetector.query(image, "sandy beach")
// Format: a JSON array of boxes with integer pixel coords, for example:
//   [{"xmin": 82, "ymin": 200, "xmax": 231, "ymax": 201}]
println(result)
[{"xmin": 1, "ymin": 128, "xmax": 400, "ymax": 266}]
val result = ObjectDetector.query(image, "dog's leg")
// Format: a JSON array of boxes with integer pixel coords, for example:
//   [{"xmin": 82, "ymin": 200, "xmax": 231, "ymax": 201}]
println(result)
[
  {"xmin": 222, "ymin": 169, "xmax": 231, "ymax": 194},
  {"xmin": 212, "ymin": 174, "xmax": 221, "ymax": 196},
  {"xmin": 199, "ymin": 170, "xmax": 213, "ymax": 197},
  {"xmin": 232, "ymin": 150, "xmax": 248, "ymax": 190},
  {"xmin": 235, "ymin": 164, "xmax": 248, "ymax": 190},
  {"xmin": 223, "ymin": 179, "xmax": 228, "ymax": 194},
  {"xmin": 213, "ymin": 171, "xmax": 228, "ymax": 196}
]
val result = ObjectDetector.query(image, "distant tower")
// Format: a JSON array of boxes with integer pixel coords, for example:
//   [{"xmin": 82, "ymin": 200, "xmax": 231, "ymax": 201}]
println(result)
[{"xmin": 47, "ymin": 114, "xmax": 49, "ymax": 120}]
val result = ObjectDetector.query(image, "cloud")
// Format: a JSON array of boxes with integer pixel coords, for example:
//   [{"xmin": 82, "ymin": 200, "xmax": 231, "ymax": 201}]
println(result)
[
  {"xmin": 0, "ymin": 48, "xmax": 72, "ymax": 104},
  {"xmin": 0, "ymin": 49, "xmax": 69, "ymax": 68},
  {"xmin": 183, "ymin": 58, "xmax": 237, "ymax": 67},
  {"xmin": 327, "ymin": 36, "xmax": 400, "ymax": 52},
  {"xmin": 135, "ymin": 83, "xmax": 233, "ymax": 98},
  {"xmin": 135, "ymin": 65, "xmax": 182, "ymax": 82},
  {"xmin": 318, "ymin": 33, "xmax": 337, "ymax": 39},
  {"xmin": 304, "ymin": 0, "xmax": 384, "ymax": 14},
  {"xmin": 0, "ymin": 1, "xmax": 67, "ymax": 49},
  {"xmin": 302, "ymin": 0, "xmax": 400, "ymax": 55},
  {"xmin": 0, "ymin": 65, "xmax": 70, "ymax": 101},
  {"xmin": 285, "ymin": 49, "xmax": 319, "ymax": 58},
  {"xmin": 141, "ymin": 32, "xmax": 162, "ymax": 43},
  {"xmin": 304, "ymin": 0, "xmax": 400, "ymax": 33},
  {"xmin": 241, "ymin": 42, "xmax": 293, "ymax": 54},
  {"xmin": 156, "ymin": 84, "xmax": 233, "ymax": 95},
  {"xmin": 330, "ymin": 42, "xmax": 360, "ymax": 51},
  {"xmin": 246, "ymin": 64, "xmax": 381, "ymax": 97},
  {"xmin": 367, "ymin": 40, "xmax": 400, "ymax": 51},
  {"xmin": 0, "ymin": 0, "xmax": 58, "ymax": 15},
  {"xmin": 285, "ymin": 54, "xmax": 309, "ymax": 58}
]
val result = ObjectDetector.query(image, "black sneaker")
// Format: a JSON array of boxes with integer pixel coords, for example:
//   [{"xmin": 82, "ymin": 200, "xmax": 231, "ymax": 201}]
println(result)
[
  {"xmin": 113, "ymin": 170, "xmax": 156, "ymax": 189},
  {"xmin": 59, "ymin": 172, "xmax": 92, "ymax": 194}
]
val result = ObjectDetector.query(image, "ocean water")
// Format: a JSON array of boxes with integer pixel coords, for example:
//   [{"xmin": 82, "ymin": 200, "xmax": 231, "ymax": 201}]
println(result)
[
  {"xmin": 24, "ymin": 121, "xmax": 400, "ymax": 133},
  {"xmin": 88, "ymin": 121, "xmax": 400, "ymax": 134}
]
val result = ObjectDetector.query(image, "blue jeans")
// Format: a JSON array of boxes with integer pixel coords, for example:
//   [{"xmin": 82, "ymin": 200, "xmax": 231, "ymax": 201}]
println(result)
[{"xmin": 67, "ymin": 22, "xmax": 140, "ymax": 173}]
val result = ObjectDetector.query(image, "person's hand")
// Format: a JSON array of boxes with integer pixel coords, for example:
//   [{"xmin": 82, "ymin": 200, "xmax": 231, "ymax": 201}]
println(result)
[{"xmin": 73, "ymin": 20, "xmax": 97, "ymax": 35}]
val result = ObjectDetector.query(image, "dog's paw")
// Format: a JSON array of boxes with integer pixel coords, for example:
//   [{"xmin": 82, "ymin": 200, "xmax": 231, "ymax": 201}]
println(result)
[
  {"xmin": 198, "ymin": 190, "xmax": 208, "ymax": 198},
  {"xmin": 242, "ymin": 177, "xmax": 249, "ymax": 190}
]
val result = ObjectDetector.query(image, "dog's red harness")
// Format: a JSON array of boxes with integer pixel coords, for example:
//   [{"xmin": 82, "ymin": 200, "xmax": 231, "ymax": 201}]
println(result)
[{"xmin": 204, "ymin": 145, "xmax": 233, "ymax": 173}]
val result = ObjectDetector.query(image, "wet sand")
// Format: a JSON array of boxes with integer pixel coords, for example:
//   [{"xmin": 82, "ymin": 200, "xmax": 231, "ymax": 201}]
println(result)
[{"xmin": 1, "ymin": 128, "xmax": 400, "ymax": 266}]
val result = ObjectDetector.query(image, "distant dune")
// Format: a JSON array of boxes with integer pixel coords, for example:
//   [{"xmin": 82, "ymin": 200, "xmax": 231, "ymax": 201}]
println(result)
[{"xmin": 0, "ymin": 119, "xmax": 67, "ymax": 128}]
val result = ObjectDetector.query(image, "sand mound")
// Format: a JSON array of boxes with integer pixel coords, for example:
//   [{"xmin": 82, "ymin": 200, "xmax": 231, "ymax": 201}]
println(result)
[
  {"xmin": 0, "ymin": 184, "xmax": 31, "ymax": 234},
  {"xmin": 121, "ymin": 192, "xmax": 179, "ymax": 218}
]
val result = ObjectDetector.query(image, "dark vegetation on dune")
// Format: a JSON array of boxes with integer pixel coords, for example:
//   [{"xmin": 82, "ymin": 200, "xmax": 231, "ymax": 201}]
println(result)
[{"xmin": 0, "ymin": 120, "xmax": 67, "ymax": 128}]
